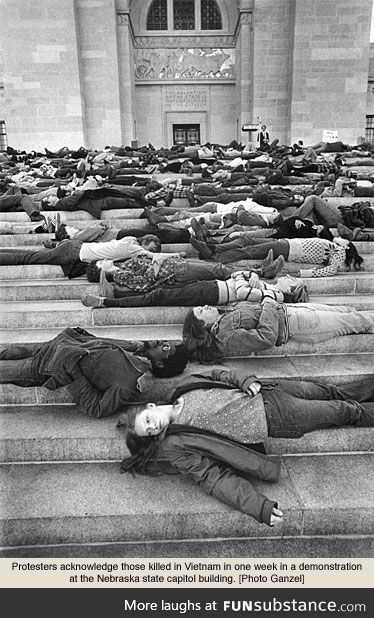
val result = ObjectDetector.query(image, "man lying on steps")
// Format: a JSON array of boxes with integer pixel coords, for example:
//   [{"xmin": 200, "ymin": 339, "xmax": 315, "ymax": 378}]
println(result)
[{"xmin": 0, "ymin": 328, "xmax": 189, "ymax": 418}]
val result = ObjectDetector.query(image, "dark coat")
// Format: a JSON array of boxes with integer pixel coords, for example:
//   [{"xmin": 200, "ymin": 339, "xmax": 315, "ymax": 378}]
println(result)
[
  {"xmin": 155, "ymin": 369, "xmax": 281, "ymax": 525},
  {"xmin": 38, "ymin": 327, "xmax": 150, "ymax": 417}
]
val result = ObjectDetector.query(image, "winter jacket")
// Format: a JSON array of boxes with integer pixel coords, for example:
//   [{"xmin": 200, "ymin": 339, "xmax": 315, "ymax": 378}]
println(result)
[
  {"xmin": 37, "ymin": 327, "xmax": 150, "ymax": 417},
  {"xmin": 154, "ymin": 369, "xmax": 281, "ymax": 525}
]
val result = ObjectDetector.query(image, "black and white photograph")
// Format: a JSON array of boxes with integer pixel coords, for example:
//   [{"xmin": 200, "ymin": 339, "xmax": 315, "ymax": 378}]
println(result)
[{"xmin": 0, "ymin": 0, "xmax": 373, "ymax": 574}]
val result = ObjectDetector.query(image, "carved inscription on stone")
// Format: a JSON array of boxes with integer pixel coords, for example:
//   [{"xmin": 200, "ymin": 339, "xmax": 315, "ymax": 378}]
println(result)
[
  {"xmin": 134, "ymin": 36, "xmax": 236, "ymax": 48},
  {"xmin": 164, "ymin": 87, "xmax": 208, "ymax": 110},
  {"xmin": 134, "ymin": 48, "xmax": 235, "ymax": 80}
]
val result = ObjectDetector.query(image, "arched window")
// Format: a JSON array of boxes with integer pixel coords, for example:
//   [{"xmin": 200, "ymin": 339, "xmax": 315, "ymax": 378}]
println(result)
[
  {"xmin": 201, "ymin": 0, "xmax": 222, "ymax": 29},
  {"xmin": 147, "ymin": 0, "xmax": 168, "ymax": 30},
  {"xmin": 174, "ymin": 0, "xmax": 195, "ymax": 30}
]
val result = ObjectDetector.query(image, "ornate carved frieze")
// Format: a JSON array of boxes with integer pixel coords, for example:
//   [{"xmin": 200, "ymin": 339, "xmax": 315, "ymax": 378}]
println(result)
[
  {"xmin": 134, "ymin": 48, "xmax": 235, "ymax": 80},
  {"xmin": 239, "ymin": 12, "xmax": 252, "ymax": 25},
  {"xmin": 134, "ymin": 35, "xmax": 236, "ymax": 48},
  {"xmin": 117, "ymin": 13, "xmax": 129, "ymax": 26},
  {"xmin": 164, "ymin": 87, "xmax": 208, "ymax": 110}
]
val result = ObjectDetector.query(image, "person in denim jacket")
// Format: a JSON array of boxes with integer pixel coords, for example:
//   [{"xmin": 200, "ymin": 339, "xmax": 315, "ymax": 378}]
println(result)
[{"xmin": 182, "ymin": 299, "xmax": 374, "ymax": 362}]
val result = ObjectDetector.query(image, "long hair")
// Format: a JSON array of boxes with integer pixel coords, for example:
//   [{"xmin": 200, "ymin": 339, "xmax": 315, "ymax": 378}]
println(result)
[
  {"xmin": 182, "ymin": 309, "xmax": 224, "ymax": 364},
  {"xmin": 119, "ymin": 407, "xmax": 162, "ymax": 475},
  {"xmin": 120, "ymin": 409, "xmax": 267, "ymax": 476},
  {"xmin": 345, "ymin": 242, "xmax": 364, "ymax": 271}
]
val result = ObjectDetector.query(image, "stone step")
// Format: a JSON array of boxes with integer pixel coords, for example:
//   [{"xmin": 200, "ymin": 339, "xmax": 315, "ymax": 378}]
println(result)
[
  {"xmin": 2, "ymin": 276, "xmax": 374, "ymax": 302},
  {"xmin": 1, "ymin": 403, "xmax": 372, "ymax": 463},
  {"xmin": 1, "ymin": 454, "xmax": 373, "ymax": 553},
  {"xmin": 1, "ymin": 270, "xmax": 373, "ymax": 294},
  {"xmin": 1, "ymin": 353, "xmax": 373, "ymax": 405},
  {"xmin": 1, "ymin": 299, "xmax": 373, "ymax": 329},
  {"xmin": 0, "ymin": 209, "xmax": 145, "ymax": 222},
  {"xmin": 2, "ymin": 258, "xmax": 374, "ymax": 281}
]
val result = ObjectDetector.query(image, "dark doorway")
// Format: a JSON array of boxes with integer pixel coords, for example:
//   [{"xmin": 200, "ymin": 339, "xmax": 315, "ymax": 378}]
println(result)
[{"xmin": 173, "ymin": 124, "xmax": 200, "ymax": 146}]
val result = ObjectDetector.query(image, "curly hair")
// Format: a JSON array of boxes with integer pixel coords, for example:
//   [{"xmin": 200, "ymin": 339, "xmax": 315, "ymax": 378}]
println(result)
[
  {"xmin": 140, "ymin": 234, "xmax": 161, "ymax": 252},
  {"xmin": 150, "ymin": 343, "xmax": 190, "ymax": 378},
  {"xmin": 182, "ymin": 309, "xmax": 224, "ymax": 364},
  {"xmin": 86, "ymin": 261, "xmax": 101, "ymax": 282}
]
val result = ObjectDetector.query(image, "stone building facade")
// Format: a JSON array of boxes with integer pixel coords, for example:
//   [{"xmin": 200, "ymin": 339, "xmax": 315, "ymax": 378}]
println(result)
[{"xmin": 0, "ymin": 0, "xmax": 372, "ymax": 151}]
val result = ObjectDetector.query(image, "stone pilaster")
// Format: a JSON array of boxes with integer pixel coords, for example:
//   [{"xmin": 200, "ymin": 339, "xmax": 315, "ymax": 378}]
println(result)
[
  {"xmin": 236, "ymin": 1, "xmax": 254, "ymax": 143},
  {"xmin": 116, "ymin": 11, "xmax": 136, "ymax": 145}
]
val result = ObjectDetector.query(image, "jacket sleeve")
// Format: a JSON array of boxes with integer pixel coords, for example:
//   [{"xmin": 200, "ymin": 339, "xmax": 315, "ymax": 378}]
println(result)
[
  {"xmin": 222, "ymin": 301, "xmax": 280, "ymax": 352},
  {"xmin": 200, "ymin": 368, "xmax": 260, "ymax": 393},
  {"xmin": 55, "ymin": 190, "xmax": 84, "ymax": 211},
  {"xmin": 163, "ymin": 444, "xmax": 277, "ymax": 525},
  {"xmin": 66, "ymin": 376, "xmax": 135, "ymax": 418}
]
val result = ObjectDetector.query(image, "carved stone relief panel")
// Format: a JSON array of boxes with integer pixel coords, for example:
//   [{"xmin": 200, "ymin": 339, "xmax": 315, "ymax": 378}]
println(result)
[
  {"xmin": 164, "ymin": 87, "xmax": 208, "ymax": 110},
  {"xmin": 134, "ymin": 47, "xmax": 235, "ymax": 80}
]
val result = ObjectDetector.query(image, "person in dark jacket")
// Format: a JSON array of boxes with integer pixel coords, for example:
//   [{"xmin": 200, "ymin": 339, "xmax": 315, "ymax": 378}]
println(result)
[
  {"xmin": 0, "ymin": 327, "xmax": 189, "ymax": 418},
  {"xmin": 118, "ymin": 368, "xmax": 374, "ymax": 526}
]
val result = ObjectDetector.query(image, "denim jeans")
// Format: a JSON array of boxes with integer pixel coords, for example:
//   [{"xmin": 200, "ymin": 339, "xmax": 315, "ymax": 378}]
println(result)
[
  {"xmin": 0, "ymin": 239, "xmax": 82, "ymax": 265},
  {"xmin": 213, "ymin": 238, "xmax": 290, "ymax": 264},
  {"xmin": 263, "ymin": 378, "xmax": 374, "ymax": 438},
  {"xmin": 293, "ymin": 195, "xmax": 342, "ymax": 227},
  {"xmin": 0, "ymin": 342, "xmax": 46, "ymax": 387},
  {"xmin": 286, "ymin": 304, "xmax": 374, "ymax": 343}
]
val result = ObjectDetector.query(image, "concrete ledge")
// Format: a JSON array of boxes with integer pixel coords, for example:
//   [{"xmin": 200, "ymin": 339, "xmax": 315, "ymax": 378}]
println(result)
[
  {"xmin": 1, "ymin": 455, "xmax": 373, "ymax": 548},
  {"xmin": 2, "ymin": 535, "xmax": 373, "ymax": 558}
]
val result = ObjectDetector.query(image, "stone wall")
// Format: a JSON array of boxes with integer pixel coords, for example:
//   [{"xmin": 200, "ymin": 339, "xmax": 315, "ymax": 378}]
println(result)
[
  {"xmin": 290, "ymin": 0, "xmax": 372, "ymax": 145},
  {"xmin": 251, "ymin": 0, "xmax": 294, "ymax": 145},
  {"xmin": 0, "ymin": 0, "xmax": 84, "ymax": 151},
  {"xmin": 75, "ymin": 0, "xmax": 122, "ymax": 149}
]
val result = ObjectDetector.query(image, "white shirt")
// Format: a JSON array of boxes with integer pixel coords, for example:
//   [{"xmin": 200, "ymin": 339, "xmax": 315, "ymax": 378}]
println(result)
[{"xmin": 79, "ymin": 236, "xmax": 147, "ymax": 262}]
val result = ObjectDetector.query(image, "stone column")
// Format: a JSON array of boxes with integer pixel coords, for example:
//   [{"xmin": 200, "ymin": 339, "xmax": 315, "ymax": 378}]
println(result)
[
  {"xmin": 116, "ymin": 4, "xmax": 135, "ymax": 146},
  {"xmin": 236, "ymin": 0, "xmax": 254, "ymax": 143}
]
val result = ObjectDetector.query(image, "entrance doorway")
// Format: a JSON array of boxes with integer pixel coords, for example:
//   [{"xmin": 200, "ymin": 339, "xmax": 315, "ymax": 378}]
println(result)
[{"xmin": 173, "ymin": 124, "xmax": 201, "ymax": 146}]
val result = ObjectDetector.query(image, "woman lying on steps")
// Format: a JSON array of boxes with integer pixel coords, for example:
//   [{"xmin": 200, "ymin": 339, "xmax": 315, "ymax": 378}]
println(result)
[
  {"xmin": 82, "ymin": 269, "xmax": 308, "ymax": 308},
  {"xmin": 182, "ymin": 299, "xmax": 374, "ymax": 361},
  {"xmin": 118, "ymin": 370, "xmax": 374, "ymax": 527}
]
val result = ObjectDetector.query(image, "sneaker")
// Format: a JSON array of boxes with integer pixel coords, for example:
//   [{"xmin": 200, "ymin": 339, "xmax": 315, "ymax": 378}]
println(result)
[
  {"xmin": 144, "ymin": 207, "xmax": 166, "ymax": 225},
  {"xmin": 190, "ymin": 237, "xmax": 213, "ymax": 260},
  {"xmin": 190, "ymin": 218, "xmax": 206, "ymax": 241},
  {"xmin": 82, "ymin": 294, "xmax": 105, "ymax": 308},
  {"xmin": 55, "ymin": 212, "xmax": 61, "ymax": 234},
  {"xmin": 352, "ymin": 227, "xmax": 370, "ymax": 241},
  {"xmin": 261, "ymin": 255, "xmax": 285, "ymax": 278},
  {"xmin": 261, "ymin": 249, "xmax": 274, "ymax": 270}
]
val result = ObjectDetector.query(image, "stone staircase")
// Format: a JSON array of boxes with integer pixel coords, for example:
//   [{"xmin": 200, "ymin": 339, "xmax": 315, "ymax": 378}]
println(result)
[{"xmin": 1, "ymin": 197, "xmax": 373, "ymax": 558}]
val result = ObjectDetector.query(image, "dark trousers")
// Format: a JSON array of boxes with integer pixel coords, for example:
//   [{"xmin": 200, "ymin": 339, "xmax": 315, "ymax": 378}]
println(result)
[
  {"xmin": 0, "ymin": 239, "xmax": 82, "ymax": 265},
  {"xmin": 213, "ymin": 238, "xmax": 290, "ymax": 264},
  {"xmin": 263, "ymin": 378, "xmax": 374, "ymax": 437},
  {"xmin": 107, "ymin": 280, "xmax": 219, "ymax": 307},
  {"xmin": 0, "ymin": 342, "xmax": 47, "ymax": 386}
]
